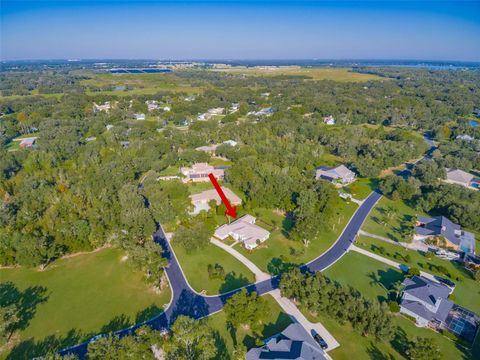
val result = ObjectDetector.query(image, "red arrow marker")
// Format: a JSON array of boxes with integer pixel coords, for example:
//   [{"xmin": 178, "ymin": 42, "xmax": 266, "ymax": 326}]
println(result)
[{"xmin": 208, "ymin": 173, "xmax": 237, "ymax": 219}]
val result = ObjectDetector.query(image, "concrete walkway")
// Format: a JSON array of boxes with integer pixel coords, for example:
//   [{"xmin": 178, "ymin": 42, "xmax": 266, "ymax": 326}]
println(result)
[
  {"xmin": 350, "ymin": 245, "xmax": 439, "ymax": 283},
  {"xmin": 358, "ymin": 230, "xmax": 428, "ymax": 252},
  {"xmin": 210, "ymin": 238, "xmax": 271, "ymax": 282},
  {"xmin": 270, "ymin": 289, "xmax": 339, "ymax": 354}
]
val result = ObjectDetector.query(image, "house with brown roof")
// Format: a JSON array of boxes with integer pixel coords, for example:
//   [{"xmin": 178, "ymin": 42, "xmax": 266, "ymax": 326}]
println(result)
[
  {"xmin": 190, "ymin": 187, "xmax": 241, "ymax": 214},
  {"xmin": 444, "ymin": 168, "xmax": 479, "ymax": 190},
  {"xmin": 180, "ymin": 163, "xmax": 225, "ymax": 182}
]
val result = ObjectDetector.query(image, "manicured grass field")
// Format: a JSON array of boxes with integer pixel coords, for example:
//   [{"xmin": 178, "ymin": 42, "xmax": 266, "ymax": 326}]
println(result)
[
  {"xmin": 0, "ymin": 248, "xmax": 171, "ymax": 359},
  {"xmin": 171, "ymin": 242, "xmax": 255, "ymax": 295},
  {"xmin": 356, "ymin": 235, "xmax": 480, "ymax": 313},
  {"xmin": 362, "ymin": 197, "xmax": 425, "ymax": 242},
  {"xmin": 324, "ymin": 251, "xmax": 405, "ymax": 301},
  {"xmin": 207, "ymin": 294, "xmax": 292, "ymax": 354},
  {"xmin": 310, "ymin": 251, "xmax": 475, "ymax": 359},
  {"xmin": 234, "ymin": 201, "xmax": 358, "ymax": 273},
  {"xmin": 213, "ymin": 67, "xmax": 385, "ymax": 82},
  {"xmin": 343, "ymin": 178, "xmax": 378, "ymax": 200}
]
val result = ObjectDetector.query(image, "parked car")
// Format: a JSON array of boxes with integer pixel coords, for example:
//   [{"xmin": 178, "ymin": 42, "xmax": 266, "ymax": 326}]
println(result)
[{"xmin": 313, "ymin": 334, "xmax": 328, "ymax": 349}]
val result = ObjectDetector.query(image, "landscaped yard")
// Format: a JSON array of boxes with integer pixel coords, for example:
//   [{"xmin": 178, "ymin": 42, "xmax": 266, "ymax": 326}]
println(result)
[
  {"xmin": 305, "ymin": 251, "xmax": 476, "ymax": 359},
  {"xmin": 362, "ymin": 196, "xmax": 425, "ymax": 242},
  {"xmin": 356, "ymin": 235, "xmax": 480, "ymax": 313},
  {"xmin": 207, "ymin": 294, "xmax": 292, "ymax": 355},
  {"xmin": 171, "ymin": 241, "xmax": 255, "ymax": 295},
  {"xmin": 234, "ymin": 201, "xmax": 358, "ymax": 273},
  {"xmin": 343, "ymin": 177, "xmax": 378, "ymax": 200},
  {"xmin": 0, "ymin": 248, "xmax": 171, "ymax": 359}
]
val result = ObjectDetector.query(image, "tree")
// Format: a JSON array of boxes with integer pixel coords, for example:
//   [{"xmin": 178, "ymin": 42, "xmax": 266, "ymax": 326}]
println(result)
[
  {"xmin": 224, "ymin": 289, "xmax": 269, "ymax": 333},
  {"xmin": 0, "ymin": 304, "xmax": 19, "ymax": 345},
  {"xmin": 172, "ymin": 220, "xmax": 212, "ymax": 253},
  {"xmin": 164, "ymin": 315, "xmax": 217, "ymax": 360},
  {"xmin": 407, "ymin": 267, "xmax": 421, "ymax": 277},
  {"xmin": 406, "ymin": 337, "xmax": 441, "ymax": 360}
]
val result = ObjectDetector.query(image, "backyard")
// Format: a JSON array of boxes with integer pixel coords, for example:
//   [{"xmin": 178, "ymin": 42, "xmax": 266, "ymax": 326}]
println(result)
[{"xmin": 0, "ymin": 248, "xmax": 171, "ymax": 359}]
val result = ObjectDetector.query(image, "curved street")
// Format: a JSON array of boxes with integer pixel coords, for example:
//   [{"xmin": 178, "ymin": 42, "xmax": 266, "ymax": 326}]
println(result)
[{"xmin": 60, "ymin": 190, "xmax": 382, "ymax": 357}]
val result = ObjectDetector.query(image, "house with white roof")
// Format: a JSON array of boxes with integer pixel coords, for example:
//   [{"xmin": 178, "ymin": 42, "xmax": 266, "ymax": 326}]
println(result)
[
  {"xmin": 190, "ymin": 187, "xmax": 242, "ymax": 214},
  {"xmin": 145, "ymin": 100, "xmax": 159, "ymax": 111},
  {"xmin": 133, "ymin": 113, "xmax": 146, "ymax": 121},
  {"xmin": 323, "ymin": 115, "xmax": 336, "ymax": 125},
  {"xmin": 315, "ymin": 165, "xmax": 356, "ymax": 186},
  {"xmin": 93, "ymin": 102, "xmax": 111, "ymax": 113},
  {"xmin": 215, "ymin": 215, "xmax": 270, "ymax": 250}
]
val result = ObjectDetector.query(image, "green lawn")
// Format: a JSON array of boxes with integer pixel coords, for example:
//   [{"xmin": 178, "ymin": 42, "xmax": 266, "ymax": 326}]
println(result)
[
  {"xmin": 356, "ymin": 235, "xmax": 480, "ymax": 313},
  {"xmin": 234, "ymin": 201, "xmax": 358, "ymax": 274},
  {"xmin": 207, "ymin": 294, "xmax": 292, "ymax": 355},
  {"xmin": 313, "ymin": 251, "xmax": 477, "ymax": 359},
  {"xmin": 0, "ymin": 248, "xmax": 171, "ymax": 359},
  {"xmin": 343, "ymin": 178, "xmax": 379, "ymax": 200},
  {"xmin": 171, "ymin": 242, "xmax": 255, "ymax": 295},
  {"xmin": 362, "ymin": 197, "xmax": 425, "ymax": 242}
]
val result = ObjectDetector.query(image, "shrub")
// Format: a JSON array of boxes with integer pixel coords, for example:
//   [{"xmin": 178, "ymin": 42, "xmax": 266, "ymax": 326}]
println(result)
[{"xmin": 388, "ymin": 301, "xmax": 400, "ymax": 313}]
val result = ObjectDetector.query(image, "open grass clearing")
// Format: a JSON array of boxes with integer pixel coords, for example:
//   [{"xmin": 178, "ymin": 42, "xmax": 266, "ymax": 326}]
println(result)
[
  {"xmin": 212, "ymin": 67, "xmax": 385, "ymax": 82},
  {"xmin": 0, "ymin": 248, "xmax": 171, "ymax": 359}
]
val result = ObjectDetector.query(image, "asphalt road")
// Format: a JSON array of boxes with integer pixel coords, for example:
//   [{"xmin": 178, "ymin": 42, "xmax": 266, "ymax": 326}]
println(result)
[{"xmin": 60, "ymin": 190, "xmax": 382, "ymax": 358}]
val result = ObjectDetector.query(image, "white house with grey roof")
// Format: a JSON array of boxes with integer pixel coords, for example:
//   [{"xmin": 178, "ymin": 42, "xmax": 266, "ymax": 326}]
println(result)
[
  {"xmin": 399, "ymin": 276, "xmax": 454, "ymax": 328},
  {"xmin": 214, "ymin": 215, "xmax": 270, "ymax": 250},
  {"xmin": 315, "ymin": 165, "xmax": 356, "ymax": 187},
  {"xmin": 246, "ymin": 323, "xmax": 327, "ymax": 360}
]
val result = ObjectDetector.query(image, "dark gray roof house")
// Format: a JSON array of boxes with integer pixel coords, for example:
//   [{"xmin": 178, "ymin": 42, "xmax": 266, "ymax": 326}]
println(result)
[
  {"xmin": 415, "ymin": 215, "xmax": 475, "ymax": 253},
  {"xmin": 246, "ymin": 323, "xmax": 327, "ymax": 360},
  {"xmin": 400, "ymin": 276, "xmax": 454, "ymax": 327}
]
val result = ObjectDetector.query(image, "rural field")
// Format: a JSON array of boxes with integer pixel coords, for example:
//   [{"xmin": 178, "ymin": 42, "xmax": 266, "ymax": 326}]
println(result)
[
  {"xmin": 212, "ymin": 67, "xmax": 386, "ymax": 82},
  {"xmin": 0, "ymin": 248, "xmax": 171, "ymax": 359}
]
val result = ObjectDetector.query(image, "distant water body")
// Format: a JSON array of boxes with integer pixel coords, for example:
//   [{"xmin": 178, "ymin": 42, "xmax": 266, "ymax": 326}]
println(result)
[{"xmin": 216, "ymin": 59, "xmax": 480, "ymax": 70}]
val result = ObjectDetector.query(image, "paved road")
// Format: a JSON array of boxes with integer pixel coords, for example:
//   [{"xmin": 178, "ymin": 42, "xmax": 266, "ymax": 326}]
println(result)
[{"xmin": 60, "ymin": 190, "xmax": 382, "ymax": 357}]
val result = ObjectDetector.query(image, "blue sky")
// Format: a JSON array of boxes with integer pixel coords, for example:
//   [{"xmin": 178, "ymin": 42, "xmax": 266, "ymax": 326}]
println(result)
[{"xmin": 1, "ymin": 1, "xmax": 480, "ymax": 61}]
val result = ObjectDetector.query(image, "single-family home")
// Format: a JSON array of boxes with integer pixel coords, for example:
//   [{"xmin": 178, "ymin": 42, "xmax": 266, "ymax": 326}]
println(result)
[
  {"xmin": 456, "ymin": 134, "xmax": 474, "ymax": 142},
  {"xmin": 223, "ymin": 139, "xmax": 238, "ymax": 147},
  {"xmin": 400, "ymin": 276, "xmax": 479, "ymax": 341},
  {"xmin": 399, "ymin": 276, "xmax": 454, "ymax": 328},
  {"xmin": 133, "ymin": 113, "xmax": 146, "ymax": 121},
  {"xmin": 323, "ymin": 115, "xmax": 336, "ymax": 125},
  {"xmin": 248, "ymin": 107, "xmax": 274, "ymax": 117},
  {"xmin": 246, "ymin": 323, "xmax": 327, "ymax": 360},
  {"xmin": 146, "ymin": 100, "xmax": 159, "ymax": 111},
  {"xmin": 163, "ymin": 106, "xmax": 171, "ymax": 112},
  {"xmin": 93, "ymin": 102, "xmax": 111, "ymax": 113},
  {"xmin": 190, "ymin": 187, "xmax": 242, "ymax": 214},
  {"xmin": 184, "ymin": 96, "xmax": 195, "ymax": 102},
  {"xmin": 214, "ymin": 215, "xmax": 270, "ymax": 250},
  {"xmin": 473, "ymin": 108, "xmax": 480, "ymax": 117},
  {"xmin": 180, "ymin": 163, "xmax": 225, "ymax": 182},
  {"xmin": 105, "ymin": 124, "xmax": 114, "ymax": 131},
  {"xmin": 120, "ymin": 141, "xmax": 130, "ymax": 149},
  {"xmin": 19, "ymin": 137, "xmax": 36, "ymax": 148},
  {"xmin": 414, "ymin": 215, "xmax": 475, "ymax": 253},
  {"xmin": 444, "ymin": 168, "xmax": 479, "ymax": 190},
  {"xmin": 315, "ymin": 165, "xmax": 356, "ymax": 186},
  {"xmin": 230, "ymin": 103, "xmax": 239, "ymax": 113},
  {"xmin": 85, "ymin": 137, "xmax": 96, "ymax": 142},
  {"xmin": 195, "ymin": 144, "xmax": 218, "ymax": 154}
]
